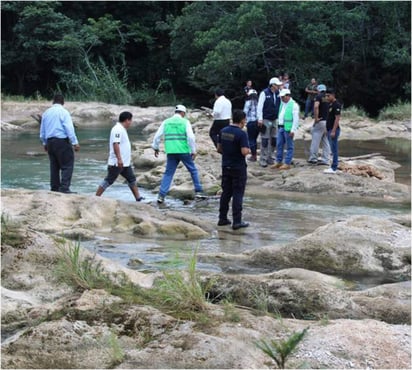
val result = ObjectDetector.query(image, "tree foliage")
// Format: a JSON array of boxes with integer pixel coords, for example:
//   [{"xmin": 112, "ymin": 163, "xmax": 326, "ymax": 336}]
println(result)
[{"xmin": 1, "ymin": 1, "xmax": 410, "ymax": 116}]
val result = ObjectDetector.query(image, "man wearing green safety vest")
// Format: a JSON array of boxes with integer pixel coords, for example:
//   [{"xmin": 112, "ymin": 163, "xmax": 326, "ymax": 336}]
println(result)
[
  {"xmin": 271, "ymin": 89, "xmax": 300, "ymax": 170},
  {"xmin": 152, "ymin": 105, "xmax": 206, "ymax": 204}
]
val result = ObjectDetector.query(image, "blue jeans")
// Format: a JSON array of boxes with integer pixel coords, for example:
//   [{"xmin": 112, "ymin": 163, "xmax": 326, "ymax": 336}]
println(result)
[
  {"xmin": 304, "ymin": 98, "xmax": 314, "ymax": 118},
  {"xmin": 159, "ymin": 153, "xmax": 203, "ymax": 197},
  {"xmin": 327, "ymin": 127, "xmax": 340, "ymax": 171},
  {"xmin": 246, "ymin": 120, "xmax": 259, "ymax": 156},
  {"xmin": 276, "ymin": 127, "xmax": 294, "ymax": 165}
]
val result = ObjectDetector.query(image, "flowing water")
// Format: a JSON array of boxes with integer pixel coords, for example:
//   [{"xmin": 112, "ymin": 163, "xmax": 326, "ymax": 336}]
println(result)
[{"xmin": 1, "ymin": 125, "xmax": 410, "ymax": 276}]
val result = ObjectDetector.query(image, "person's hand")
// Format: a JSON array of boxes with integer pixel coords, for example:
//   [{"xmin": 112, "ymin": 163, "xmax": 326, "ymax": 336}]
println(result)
[
  {"xmin": 257, "ymin": 120, "xmax": 263, "ymax": 127},
  {"xmin": 330, "ymin": 130, "xmax": 336, "ymax": 138},
  {"xmin": 73, "ymin": 144, "xmax": 80, "ymax": 152},
  {"xmin": 154, "ymin": 149, "xmax": 159, "ymax": 158},
  {"xmin": 191, "ymin": 152, "xmax": 197, "ymax": 160},
  {"xmin": 289, "ymin": 132, "xmax": 295, "ymax": 138},
  {"xmin": 117, "ymin": 159, "xmax": 123, "ymax": 169}
]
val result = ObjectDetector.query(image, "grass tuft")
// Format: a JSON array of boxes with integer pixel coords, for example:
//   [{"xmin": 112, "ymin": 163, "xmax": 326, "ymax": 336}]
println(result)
[{"xmin": 378, "ymin": 101, "xmax": 411, "ymax": 121}]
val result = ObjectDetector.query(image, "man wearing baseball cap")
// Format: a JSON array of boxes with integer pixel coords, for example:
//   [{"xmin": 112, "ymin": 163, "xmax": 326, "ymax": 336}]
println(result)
[
  {"xmin": 152, "ymin": 105, "xmax": 206, "ymax": 203},
  {"xmin": 256, "ymin": 77, "xmax": 283, "ymax": 167}
]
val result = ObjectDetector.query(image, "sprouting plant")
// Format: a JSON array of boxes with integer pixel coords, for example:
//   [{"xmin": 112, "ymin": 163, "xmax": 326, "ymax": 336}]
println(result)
[
  {"xmin": 255, "ymin": 327, "xmax": 309, "ymax": 369},
  {"xmin": 1, "ymin": 212, "xmax": 26, "ymax": 248}
]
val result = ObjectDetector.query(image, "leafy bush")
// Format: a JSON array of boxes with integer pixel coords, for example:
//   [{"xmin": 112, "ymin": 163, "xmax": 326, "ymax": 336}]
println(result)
[
  {"xmin": 343, "ymin": 105, "xmax": 368, "ymax": 120},
  {"xmin": 378, "ymin": 101, "xmax": 411, "ymax": 121}
]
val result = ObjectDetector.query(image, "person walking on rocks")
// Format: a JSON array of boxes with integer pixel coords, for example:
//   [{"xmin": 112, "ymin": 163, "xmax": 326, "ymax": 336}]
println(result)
[
  {"xmin": 243, "ymin": 89, "xmax": 259, "ymax": 162},
  {"xmin": 324, "ymin": 89, "xmax": 342, "ymax": 174},
  {"xmin": 210, "ymin": 88, "xmax": 232, "ymax": 148},
  {"xmin": 96, "ymin": 111, "xmax": 144, "ymax": 201},
  {"xmin": 217, "ymin": 109, "xmax": 250, "ymax": 230},
  {"xmin": 308, "ymin": 84, "xmax": 331, "ymax": 165},
  {"xmin": 271, "ymin": 89, "xmax": 300, "ymax": 170},
  {"xmin": 257, "ymin": 77, "xmax": 283, "ymax": 167},
  {"xmin": 303, "ymin": 78, "xmax": 318, "ymax": 120},
  {"xmin": 152, "ymin": 105, "xmax": 206, "ymax": 204},
  {"xmin": 40, "ymin": 93, "xmax": 80, "ymax": 193}
]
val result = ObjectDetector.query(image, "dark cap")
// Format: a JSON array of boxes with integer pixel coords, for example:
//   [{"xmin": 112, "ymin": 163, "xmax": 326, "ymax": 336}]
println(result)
[{"xmin": 326, "ymin": 88, "xmax": 336, "ymax": 95}]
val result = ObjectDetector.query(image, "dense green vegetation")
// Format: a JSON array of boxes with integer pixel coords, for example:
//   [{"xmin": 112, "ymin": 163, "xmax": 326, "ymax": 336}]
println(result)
[{"xmin": 1, "ymin": 1, "xmax": 410, "ymax": 116}]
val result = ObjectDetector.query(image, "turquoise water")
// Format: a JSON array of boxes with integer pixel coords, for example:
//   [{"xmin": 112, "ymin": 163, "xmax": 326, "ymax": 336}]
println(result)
[{"xmin": 1, "ymin": 126, "xmax": 410, "ymax": 274}]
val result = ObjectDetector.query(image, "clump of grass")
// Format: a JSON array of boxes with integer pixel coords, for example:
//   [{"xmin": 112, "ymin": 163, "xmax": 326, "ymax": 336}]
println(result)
[
  {"xmin": 378, "ymin": 100, "xmax": 411, "ymax": 121},
  {"xmin": 1, "ymin": 213, "xmax": 27, "ymax": 248},
  {"xmin": 55, "ymin": 240, "xmax": 113, "ymax": 291},
  {"xmin": 343, "ymin": 105, "xmax": 368, "ymax": 120},
  {"xmin": 255, "ymin": 327, "xmax": 309, "ymax": 369}
]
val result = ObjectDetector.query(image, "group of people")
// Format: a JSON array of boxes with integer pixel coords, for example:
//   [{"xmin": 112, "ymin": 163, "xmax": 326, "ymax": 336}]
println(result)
[{"xmin": 40, "ymin": 83, "xmax": 341, "ymax": 231}]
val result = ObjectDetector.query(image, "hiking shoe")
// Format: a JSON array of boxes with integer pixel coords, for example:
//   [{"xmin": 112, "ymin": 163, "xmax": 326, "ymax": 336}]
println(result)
[
  {"xmin": 232, "ymin": 221, "xmax": 249, "ymax": 230},
  {"xmin": 270, "ymin": 163, "xmax": 283, "ymax": 169},
  {"xmin": 247, "ymin": 155, "xmax": 257, "ymax": 162},
  {"xmin": 157, "ymin": 195, "xmax": 165, "ymax": 204},
  {"xmin": 279, "ymin": 164, "xmax": 291, "ymax": 170},
  {"xmin": 195, "ymin": 192, "xmax": 207, "ymax": 200},
  {"xmin": 323, "ymin": 168, "xmax": 337, "ymax": 174},
  {"xmin": 217, "ymin": 219, "xmax": 231, "ymax": 226},
  {"xmin": 136, "ymin": 196, "xmax": 145, "ymax": 202}
]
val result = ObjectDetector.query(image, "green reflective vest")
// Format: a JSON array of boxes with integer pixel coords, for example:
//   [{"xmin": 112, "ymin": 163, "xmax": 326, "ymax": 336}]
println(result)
[
  {"xmin": 164, "ymin": 115, "xmax": 190, "ymax": 153},
  {"xmin": 280, "ymin": 100, "xmax": 294, "ymax": 131}
]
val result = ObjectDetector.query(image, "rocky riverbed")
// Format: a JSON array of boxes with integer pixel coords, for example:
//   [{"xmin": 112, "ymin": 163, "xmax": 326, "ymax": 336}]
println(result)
[{"xmin": 1, "ymin": 101, "xmax": 411, "ymax": 369}]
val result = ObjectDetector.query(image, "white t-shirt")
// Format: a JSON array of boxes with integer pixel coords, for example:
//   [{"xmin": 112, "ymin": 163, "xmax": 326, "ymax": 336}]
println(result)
[
  {"xmin": 108, "ymin": 122, "xmax": 131, "ymax": 166},
  {"xmin": 213, "ymin": 95, "xmax": 232, "ymax": 120}
]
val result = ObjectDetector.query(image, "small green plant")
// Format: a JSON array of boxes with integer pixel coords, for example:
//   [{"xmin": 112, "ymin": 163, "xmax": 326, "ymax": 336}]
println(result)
[
  {"xmin": 107, "ymin": 332, "xmax": 125, "ymax": 367},
  {"xmin": 378, "ymin": 100, "xmax": 411, "ymax": 121},
  {"xmin": 249, "ymin": 285, "xmax": 272, "ymax": 315},
  {"xmin": 222, "ymin": 299, "xmax": 241, "ymax": 323},
  {"xmin": 152, "ymin": 247, "xmax": 213, "ymax": 314},
  {"xmin": 255, "ymin": 327, "xmax": 309, "ymax": 369},
  {"xmin": 55, "ymin": 240, "xmax": 112, "ymax": 291},
  {"xmin": 1, "ymin": 213, "xmax": 26, "ymax": 248},
  {"xmin": 343, "ymin": 105, "xmax": 368, "ymax": 119}
]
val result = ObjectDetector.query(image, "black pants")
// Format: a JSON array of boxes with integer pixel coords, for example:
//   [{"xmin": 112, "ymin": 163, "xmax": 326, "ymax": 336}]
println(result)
[
  {"xmin": 46, "ymin": 138, "xmax": 74, "ymax": 192},
  {"xmin": 219, "ymin": 166, "xmax": 247, "ymax": 224},
  {"xmin": 209, "ymin": 119, "xmax": 230, "ymax": 148}
]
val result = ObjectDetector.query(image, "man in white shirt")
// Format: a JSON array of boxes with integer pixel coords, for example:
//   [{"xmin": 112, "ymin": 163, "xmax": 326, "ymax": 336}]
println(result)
[
  {"xmin": 271, "ymin": 89, "xmax": 300, "ymax": 170},
  {"xmin": 96, "ymin": 111, "xmax": 144, "ymax": 201},
  {"xmin": 210, "ymin": 88, "xmax": 232, "ymax": 148}
]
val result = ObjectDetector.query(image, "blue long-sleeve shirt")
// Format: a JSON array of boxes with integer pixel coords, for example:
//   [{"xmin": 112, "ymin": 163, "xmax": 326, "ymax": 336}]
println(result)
[{"xmin": 40, "ymin": 104, "xmax": 78, "ymax": 145}]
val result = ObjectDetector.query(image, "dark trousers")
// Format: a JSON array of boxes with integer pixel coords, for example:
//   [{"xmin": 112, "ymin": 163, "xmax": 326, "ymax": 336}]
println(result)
[
  {"xmin": 219, "ymin": 166, "xmax": 247, "ymax": 224},
  {"xmin": 46, "ymin": 138, "xmax": 74, "ymax": 192},
  {"xmin": 209, "ymin": 119, "xmax": 230, "ymax": 148},
  {"xmin": 246, "ymin": 120, "xmax": 259, "ymax": 156}
]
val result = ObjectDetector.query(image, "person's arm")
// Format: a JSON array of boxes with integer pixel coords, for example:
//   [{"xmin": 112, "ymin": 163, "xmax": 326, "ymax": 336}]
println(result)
[
  {"xmin": 217, "ymin": 142, "xmax": 223, "ymax": 154},
  {"xmin": 257, "ymin": 91, "xmax": 265, "ymax": 124},
  {"xmin": 241, "ymin": 146, "xmax": 251, "ymax": 156},
  {"xmin": 152, "ymin": 121, "xmax": 165, "ymax": 157},
  {"xmin": 330, "ymin": 103, "xmax": 341, "ymax": 138},
  {"xmin": 314, "ymin": 100, "xmax": 320, "ymax": 122},
  {"xmin": 213, "ymin": 99, "xmax": 222, "ymax": 118},
  {"xmin": 62, "ymin": 110, "xmax": 79, "ymax": 146},
  {"xmin": 186, "ymin": 121, "xmax": 197, "ymax": 158},
  {"xmin": 113, "ymin": 142, "xmax": 123, "ymax": 168},
  {"xmin": 290, "ymin": 102, "xmax": 300, "ymax": 136}
]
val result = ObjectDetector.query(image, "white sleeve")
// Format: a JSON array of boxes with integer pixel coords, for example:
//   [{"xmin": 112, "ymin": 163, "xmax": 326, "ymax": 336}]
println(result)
[
  {"xmin": 186, "ymin": 121, "xmax": 196, "ymax": 153},
  {"xmin": 291, "ymin": 102, "xmax": 300, "ymax": 133},
  {"xmin": 151, "ymin": 121, "xmax": 165, "ymax": 150},
  {"xmin": 257, "ymin": 91, "xmax": 265, "ymax": 121}
]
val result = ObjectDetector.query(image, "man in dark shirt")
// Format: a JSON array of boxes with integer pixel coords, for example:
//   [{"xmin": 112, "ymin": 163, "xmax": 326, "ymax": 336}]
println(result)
[
  {"xmin": 308, "ymin": 84, "xmax": 331, "ymax": 165},
  {"xmin": 217, "ymin": 109, "xmax": 250, "ymax": 230},
  {"xmin": 324, "ymin": 88, "xmax": 342, "ymax": 174}
]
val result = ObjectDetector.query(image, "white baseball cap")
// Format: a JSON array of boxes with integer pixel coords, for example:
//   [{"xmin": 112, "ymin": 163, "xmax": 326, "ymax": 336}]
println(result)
[
  {"xmin": 269, "ymin": 77, "xmax": 283, "ymax": 86},
  {"xmin": 175, "ymin": 105, "xmax": 187, "ymax": 113},
  {"xmin": 279, "ymin": 88, "xmax": 291, "ymax": 97},
  {"xmin": 247, "ymin": 89, "xmax": 257, "ymax": 96}
]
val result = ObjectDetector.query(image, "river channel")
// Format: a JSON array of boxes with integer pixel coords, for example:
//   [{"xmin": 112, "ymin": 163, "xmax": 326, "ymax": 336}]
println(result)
[{"xmin": 1, "ymin": 125, "xmax": 410, "ymax": 276}]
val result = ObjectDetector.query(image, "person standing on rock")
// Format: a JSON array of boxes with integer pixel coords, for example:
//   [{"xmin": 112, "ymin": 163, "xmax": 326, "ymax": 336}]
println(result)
[
  {"xmin": 152, "ymin": 105, "xmax": 207, "ymax": 204},
  {"xmin": 243, "ymin": 89, "xmax": 259, "ymax": 162},
  {"xmin": 40, "ymin": 93, "xmax": 80, "ymax": 193},
  {"xmin": 324, "ymin": 88, "xmax": 342, "ymax": 174},
  {"xmin": 217, "ymin": 109, "xmax": 250, "ymax": 230},
  {"xmin": 271, "ymin": 89, "xmax": 300, "ymax": 170},
  {"xmin": 307, "ymin": 84, "xmax": 331, "ymax": 165},
  {"xmin": 256, "ymin": 77, "xmax": 283, "ymax": 167},
  {"xmin": 210, "ymin": 88, "xmax": 232, "ymax": 148},
  {"xmin": 96, "ymin": 111, "xmax": 144, "ymax": 201},
  {"xmin": 303, "ymin": 77, "xmax": 318, "ymax": 120}
]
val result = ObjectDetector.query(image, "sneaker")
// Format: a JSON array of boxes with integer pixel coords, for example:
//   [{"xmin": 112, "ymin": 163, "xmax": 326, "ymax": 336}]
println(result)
[
  {"xmin": 232, "ymin": 221, "xmax": 249, "ymax": 230},
  {"xmin": 270, "ymin": 163, "xmax": 283, "ymax": 169},
  {"xmin": 195, "ymin": 192, "xmax": 207, "ymax": 200},
  {"xmin": 307, "ymin": 159, "xmax": 318, "ymax": 164},
  {"xmin": 217, "ymin": 219, "xmax": 231, "ymax": 226},
  {"xmin": 247, "ymin": 155, "xmax": 257, "ymax": 162},
  {"xmin": 259, "ymin": 162, "xmax": 268, "ymax": 168},
  {"xmin": 323, "ymin": 168, "xmax": 337, "ymax": 174},
  {"xmin": 136, "ymin": 196, "xmax": 145, "ymax": 202},
  {"xmin": 157, "ymin": 195, "xmax": 165, "ymax": 204}
]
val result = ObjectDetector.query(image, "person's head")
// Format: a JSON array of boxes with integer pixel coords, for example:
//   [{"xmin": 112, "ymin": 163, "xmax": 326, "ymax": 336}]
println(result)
[
  {"xmin": 311, "ymin": 78, "xmax": 317, "ymax": 85},
  {"xmin": 247, "ymin": 89, "xmax": 258, "ymax": 100},
  {"xmin": 283, "ymin": 73, "xmax": 289, "ymax": 81},
  {"xmin": 232, "ymin": 109, "xmax": 246, "ymax": 128},
  {"xmin": 317, "ymin": 84, "xmax": 327, "ymax": 93},
  {"xmin": 215, "ymin": 88, "xmax": 225, "ymax": 98},
  {"xmin": 175, "ymin": 104, "xmax": 187, "ymax": 117},
  {"xmin": 325, "ymin": 88, "xmax": 336, "ymax": 102},
  {"xmin": 246, "ymin": 80, "xmax": 252, "ymax": 88},
  {"xmin": 279, "ymin": 88, "xmax": 291, "ymax": 102},
  {"xmin": 53, "ymin": 93, "xmax": 64, "ymax": 105},
  {"xmin": 119, "ymin": 111, "xmax": 133, "ymax": 128},
  {"xmin": 269, "ymin": 77, "xmax": 283, "ymax": 91}
]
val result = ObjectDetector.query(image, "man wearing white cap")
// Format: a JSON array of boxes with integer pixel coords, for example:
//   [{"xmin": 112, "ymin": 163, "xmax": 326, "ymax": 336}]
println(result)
[
  {"xmin": 271, "ymin": 89, "xmax": 300, "ymax": 170},
  {"xmin": 152, "ymin": 105, "xmax": 206, "ymax": 204},
  {"xmin": 256, "ymin": 77, "xmax": 283, "ymax": 167}
]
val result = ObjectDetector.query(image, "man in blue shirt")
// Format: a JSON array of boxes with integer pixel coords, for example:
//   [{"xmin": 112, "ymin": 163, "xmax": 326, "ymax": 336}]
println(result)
[
  {"xmin": 217, "ymin": 109, "xmax": 250, "ymax": 230},
  {"xmin": 40, "ymin": 93, "xmax": 80, "ymax": 193}
]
